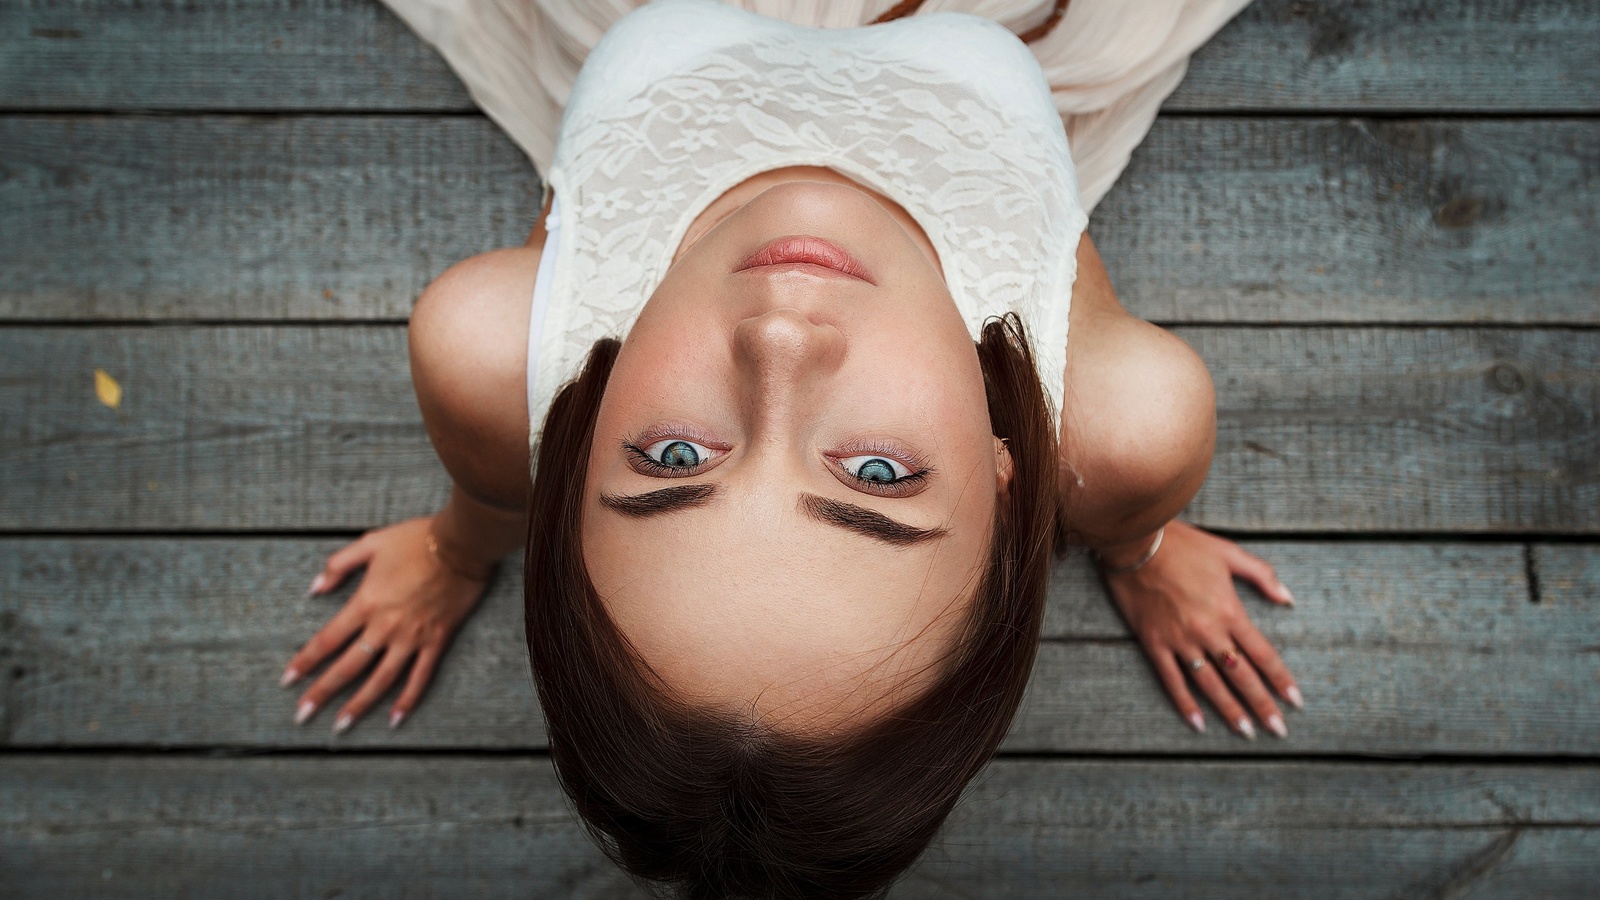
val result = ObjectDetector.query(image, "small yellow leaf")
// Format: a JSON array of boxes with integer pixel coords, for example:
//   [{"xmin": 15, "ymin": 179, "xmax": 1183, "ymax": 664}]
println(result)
[{"xmin": 94, "ymin": 368, "xmax": 122, "ymax": 409}]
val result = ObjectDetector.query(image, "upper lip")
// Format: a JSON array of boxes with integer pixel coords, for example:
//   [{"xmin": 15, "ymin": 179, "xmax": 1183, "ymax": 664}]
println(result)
[{"xmin": 734, "ymin": 236, "xmax": 876, "ymax": 284}]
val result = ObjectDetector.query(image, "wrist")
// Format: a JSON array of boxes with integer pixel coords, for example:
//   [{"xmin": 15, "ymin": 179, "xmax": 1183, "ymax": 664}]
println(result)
[
  {"xmin": 426, "ymin": 519, "xmax": 497, "ymax": 582},
  {"xmin": 1091, "ymin": 525, "xmax": 1166, "ymax": 574}
]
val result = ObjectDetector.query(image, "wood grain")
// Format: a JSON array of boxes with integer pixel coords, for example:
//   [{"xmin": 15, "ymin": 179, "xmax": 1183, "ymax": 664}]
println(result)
[
  {"xmin": 3, "ymin": 0, "xmax": 1594, "ymax": 113},
  {"xmin": 1169, "ymin": 0, "xmax": 1600, "ymax": 113},
  {"xmin": 2, "ymin": 116, "xmax": 1595, "ymax": 323},
  {"xmin": 5, "ymin": 538, "xmax": 1593, "ymax": 754},
  {"xmin": 1, "ymin": 756, "xmax": 1595, "ymax": 898},
  {"xmin": 3, "ymin": 326, "xmax": 1594, "ymax": 533}
]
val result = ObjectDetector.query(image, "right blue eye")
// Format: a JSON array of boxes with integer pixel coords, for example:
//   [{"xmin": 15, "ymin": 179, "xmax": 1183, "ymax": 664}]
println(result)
[{"xmin": 841, "ymin": 455, "xmax": 911, "ymax": 484}]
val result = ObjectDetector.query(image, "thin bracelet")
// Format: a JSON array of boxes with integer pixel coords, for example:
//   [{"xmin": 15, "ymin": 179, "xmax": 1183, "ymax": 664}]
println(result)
[
  {"xmin": 1095, "ymin": 526, "xmax": 1165, "ymax": 575},
  {"xmin": 426, "ymin": 523, "xmax": 493, "ymax": 583}
]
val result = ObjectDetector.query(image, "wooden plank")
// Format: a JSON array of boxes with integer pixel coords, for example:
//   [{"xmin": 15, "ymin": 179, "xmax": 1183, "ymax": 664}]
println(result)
[
  {"xmin": 2, "ymin": 0, "xmax": 1594, "ymax": 113},
  {"xmin": 5, "ymin": 538, "xmax": 1594, "ymax": 755},
  {"xmin": 1184, "ymin": 327, "xmax": 1600, "ymax": 533},
  {"xmin": 2, "ymin": 116, "xmax": 1595, "ymax": 324},
  {"xmin": 1169, "ymin": 0, "xmax": 1600, "ymax": 113},
  {"xmin": 3, "ymin": 326, "xmax": 1595, "ymax": 533},
  {"xmin": 2, "ymin": 756, "xmax": 1596, "ymax": 898},
  {"xmin": 0, "ymin": 116, "xmax": 540, "ymax": 321},
  {"xmin": 0, "ymin": 0, "xmax": 474, "ymax": 111}
]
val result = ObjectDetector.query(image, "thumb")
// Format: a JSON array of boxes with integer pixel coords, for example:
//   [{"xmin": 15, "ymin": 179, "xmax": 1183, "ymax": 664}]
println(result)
[
  {"xmin": 309, "ymin": 535, "xmax": 377, "ymax": 596},
  {"xmin": 1222, "ymin": 542, "xmax": 1295, "ymax": 607}
]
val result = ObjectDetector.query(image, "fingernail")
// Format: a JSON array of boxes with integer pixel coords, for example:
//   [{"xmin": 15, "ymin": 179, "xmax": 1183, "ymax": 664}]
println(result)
[
  {"xmin": 294, "ymin": 700, "xmax": 316, "ymax": 725},
  {"xmin": 279, "ymin": 666, "xmax": 300, "ymax": 687},
  {"xmin": 1285, "ymin": 685, "xmax": 1305, "ymax": 710},
  {"xmin": 389, "ymin": 709, "xmax": 406, "ymax": 730},
  {"xmin": 1266, "ymin": 714, "xmax": 1288, "ymax": 739},
  {"xmin": 1279, "ymin": 584, "xmax": 1296, "ymax": 606},
  {"xmin": 1236, "ymin": 718, "xmax": 1256, "ymax": 740},
  {"xmin": 1186, "ymin": 711, "xmax": 1206, "ymax": 734},
  {"xmin": 307, "ymin": 574, "xmax": 327, "ymax": 596},
  {"xmin": 333, "ymin": 712, "xmax": 353, "ymax": 734}
]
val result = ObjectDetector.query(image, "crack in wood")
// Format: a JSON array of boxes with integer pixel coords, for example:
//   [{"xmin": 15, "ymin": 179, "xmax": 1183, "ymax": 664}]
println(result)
[{"xmin": 1418, "ymin": 828, "xmax": 1523, "ymax": 900}]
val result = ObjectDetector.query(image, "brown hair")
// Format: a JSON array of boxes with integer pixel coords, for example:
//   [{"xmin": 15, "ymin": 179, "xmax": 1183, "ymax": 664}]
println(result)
[{"xmin": 525, "ymin": 314, "xmax": 1058, "ymax": 899}]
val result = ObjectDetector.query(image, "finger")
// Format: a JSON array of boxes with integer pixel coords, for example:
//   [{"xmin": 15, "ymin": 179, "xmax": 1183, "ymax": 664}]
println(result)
[
  {"xmin": 1211, "ymin": 645, "xmax": 1286, "ymax": 739},
  {"xmin": 281, "ymin": 601, "xmax": 366, "ymax": 687},
  {"xmin": 389, "ymin": 645, "xmax": 443, "ymax": 729},
  {"xmin": 333, "ymin": 644, "xmax": 417, "ymax": 734},
  {"xmin": 308, "ymin": 534, "xmax": 377, "ymax": 596},
  {"xmin": 1144, "ymin": 646, "xmax": 1206, "ymax": 733},
  {"xmin": 1234, "ymin": 618, "xmax": 1304, "ymax": 711},
  {"xmin": 1185, "ymin": 650, "xmax": 1256, "ymax": 740},
  {"xmin": 295, "ymin": 634, "xmax": 381, "ymax": 725},
  {"xmin": 1222, "ymin": 543, "xmax": 1295, "ymax": 606}
]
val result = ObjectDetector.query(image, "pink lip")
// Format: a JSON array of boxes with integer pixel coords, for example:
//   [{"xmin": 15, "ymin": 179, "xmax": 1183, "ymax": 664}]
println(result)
[{"xmin": 734, "ymin": 236, "xmax": 875, "ymax": 284}]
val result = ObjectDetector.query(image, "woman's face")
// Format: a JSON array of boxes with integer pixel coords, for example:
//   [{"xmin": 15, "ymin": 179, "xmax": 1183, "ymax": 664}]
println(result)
[{"xmin": 582, "ymin": 176, "xmax": 1009, "ymax": 727}]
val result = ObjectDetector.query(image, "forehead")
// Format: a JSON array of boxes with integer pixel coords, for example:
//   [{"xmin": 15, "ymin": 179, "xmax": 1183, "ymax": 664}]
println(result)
[{"xmin": 581, "ymin": 485, "xmax": 991, "ymax": 723}]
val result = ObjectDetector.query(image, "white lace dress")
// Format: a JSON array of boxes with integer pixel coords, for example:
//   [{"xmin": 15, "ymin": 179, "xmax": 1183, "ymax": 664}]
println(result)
[{"xmin": 369, "ymin": 0, "xmax": 1253, "ymax": 462}]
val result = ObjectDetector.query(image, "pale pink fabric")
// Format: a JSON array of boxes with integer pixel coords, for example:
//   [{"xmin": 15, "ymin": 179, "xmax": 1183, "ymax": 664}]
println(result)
[{"xmin": 378, "ymin": 0, "xmax": 1251, "ymax": 213}]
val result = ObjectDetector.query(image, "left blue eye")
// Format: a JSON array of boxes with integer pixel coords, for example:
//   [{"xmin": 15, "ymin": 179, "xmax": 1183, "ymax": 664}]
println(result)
[
  {"xmin": 840, "ymin": 455, "xmax": 911, "ymax": 484},
  {"xmin": 645, "ymin": 439, "xmax": 711, "ymax": 469}
]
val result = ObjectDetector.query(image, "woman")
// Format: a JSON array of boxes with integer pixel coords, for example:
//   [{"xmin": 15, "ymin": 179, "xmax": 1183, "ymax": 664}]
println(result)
[{"xmin": 281, "ymin": 0, "xmax": 1302, "ymax": 894}]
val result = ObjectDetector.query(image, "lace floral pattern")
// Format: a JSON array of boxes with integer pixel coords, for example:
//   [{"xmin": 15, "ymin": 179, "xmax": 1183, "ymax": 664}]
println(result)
[{"xmin": 532, "ymin": 0, "xmax": 1088, "ymax": 457}]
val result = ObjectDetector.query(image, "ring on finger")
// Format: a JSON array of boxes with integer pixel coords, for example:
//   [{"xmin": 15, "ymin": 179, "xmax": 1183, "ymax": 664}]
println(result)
[
  {"xmin": 1212, "ymin": 648, "xmax": 1240, "ymax": 671},
  {"xmin": 1188, "ymin": 657, "xmax": 1208, "ymax": 672},
  {"xmin": 355, "ymin": 640, "xmax": 378, "ymax": 655}
]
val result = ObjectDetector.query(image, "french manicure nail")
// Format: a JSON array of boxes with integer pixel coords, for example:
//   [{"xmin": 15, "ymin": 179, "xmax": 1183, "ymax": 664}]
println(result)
[
  {"xmin": 280, "ymin": 666, "xmax": 300, "ymax": 687},
  {"xmin": 1279, "ymin": 584, "xmax": 1296, "ymax": 606},
  {"xmin": 1285, "ymin": 685, "xmax": 1305, "ymax": 710},
  {"xmin": 1266, "ymin": 714, "xmax": 1288, "ymax": 739},
  {"xmin": 307, "ymin": 574, "xmax": 327, "ymax": 596},
  {"xmin": 333, "ymin": 712, "xmax": 353, "ymax": 734},
  {"xmin": 1236, "ymin": 718, "xmax": 1256, "ymax": 740},
  {"xmin": 1186, "ymin": 711, "xmax": 1206, "ymax": 734},
  {"xmin": 294, "ymin": 700, "xmax": 316, "ymax": 725},
  {"xmin": 389, "ymin": 710, "xmax": 406, "ymax": 730}
]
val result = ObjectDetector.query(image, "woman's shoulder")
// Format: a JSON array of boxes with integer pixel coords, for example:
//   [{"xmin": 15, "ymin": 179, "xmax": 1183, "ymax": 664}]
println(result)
[
  {"xmin": 409, "ymin": 244, "xmax": 543, "ymax": 508},
  {"xmin": 1060, "ymin": 238, "xmax": 1215, "ymax": 513}
]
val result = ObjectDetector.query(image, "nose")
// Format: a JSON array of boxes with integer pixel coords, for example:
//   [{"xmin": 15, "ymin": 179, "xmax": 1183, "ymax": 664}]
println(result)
[{"xmin": 733, "ymin": 308, "xmax": 846, "ymax": 427}]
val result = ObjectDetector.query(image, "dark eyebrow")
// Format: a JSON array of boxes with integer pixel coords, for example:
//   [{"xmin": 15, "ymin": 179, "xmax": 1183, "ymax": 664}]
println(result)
[
  {"xmin": 599, "ymin": 483, "xmax": 718, "ymax": 517},
  {"xmin": 799, "ymin": 494, "xmax": 947, "ymax": 547}
]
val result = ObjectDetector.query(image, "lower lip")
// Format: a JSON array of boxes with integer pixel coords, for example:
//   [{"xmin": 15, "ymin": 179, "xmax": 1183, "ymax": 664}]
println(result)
[{"xmin": 734, "ymin": 236, "xmax": 875, "ymax": 284}]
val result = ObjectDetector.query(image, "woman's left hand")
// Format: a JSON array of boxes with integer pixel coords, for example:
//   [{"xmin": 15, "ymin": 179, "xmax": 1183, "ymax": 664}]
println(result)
[{"xmin": 1100, "ymin": 518, "xmax": 1303, "ymax": 740}]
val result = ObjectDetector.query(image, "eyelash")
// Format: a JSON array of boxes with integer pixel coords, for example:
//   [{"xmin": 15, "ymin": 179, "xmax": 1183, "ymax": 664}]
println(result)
[
  {"xmin": 622, "ymin": 441, "xmax": 714, "ymax": 478},
  {"xmin": 833, "ymin": 442, "xmax": 933, "ymax": 497},
  {"xmin": 620, "ymin": 432, "xmax": 933, "ymax": 496}
]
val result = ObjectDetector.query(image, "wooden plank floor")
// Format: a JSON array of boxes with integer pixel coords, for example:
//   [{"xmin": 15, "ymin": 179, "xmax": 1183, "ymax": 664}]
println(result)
[{"xmin": 1, "ymin": 0, "xmax": 1596, "ymax": 896}]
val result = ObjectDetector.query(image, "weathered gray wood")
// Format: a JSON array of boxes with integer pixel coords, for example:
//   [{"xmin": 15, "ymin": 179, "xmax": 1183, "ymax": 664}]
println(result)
[
  {"xmin": 1185, "ymin": 327, "xmax": 1600, "ymax": 533},
  {"xmin": 2, "ymin": 756, "xmax": 1596, "ymax": 898},
  {"xmin": 0, "ymin": 0, "xmax": 476, "ymax": 111},
  {"xmin": 0, "ymin": 116, "xmax": 540, "ymax": 321},
  {"xmin": 1169, "ymin": 0, "xmax": 1600, "ymax": 113},
  {"xmin": 1533, "ymin": 543, "xmax": 1600, "ymax": 609},
  {"xmin": 2, "ymin": 116, "xmax": 1595, "ymax": 323},
  {"xmin": 4, "ymin": 326, "xmax": 1595, "ymax": 533},
  {"xmin": 2, "ymin": 0, "xmax": 1594, "ymax": 113},
  {"xmin": 6, "ymin": 538, "xmax": 1595, "ymax": 755}
]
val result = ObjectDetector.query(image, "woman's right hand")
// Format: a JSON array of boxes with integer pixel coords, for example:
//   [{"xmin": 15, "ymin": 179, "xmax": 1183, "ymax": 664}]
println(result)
[{"xmin": 280, "ymin": 515, "xmax": 493, "ymax": 732}]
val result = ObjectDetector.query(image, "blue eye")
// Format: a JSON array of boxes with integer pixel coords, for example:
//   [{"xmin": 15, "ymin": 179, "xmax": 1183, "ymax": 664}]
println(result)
[
  {"xmin": 633, "ymin": 438, "xmax": 716, "ymax": 473},
  {"xmin": 657, "ymin": 440, "xmax": 700, "ymax": 468},
  {"xmin": 841, "ymin": 455, "xmax": 911, "ymax": 484}
]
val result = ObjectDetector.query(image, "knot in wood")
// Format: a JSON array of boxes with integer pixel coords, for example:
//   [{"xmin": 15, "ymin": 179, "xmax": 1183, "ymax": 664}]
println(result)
[
  {"xmin": 1435, "ymin": 195, "xmax": 1485, "ymax": 229},
  {"xmin": 1488, "ymin": 362, "xmax": 1528, "ymax": 395}
]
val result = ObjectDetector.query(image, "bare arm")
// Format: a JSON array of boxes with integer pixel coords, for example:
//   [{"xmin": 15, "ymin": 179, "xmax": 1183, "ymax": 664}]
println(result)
[
  {"xmin": 281, "ymin": 210, "xmax": 549, "ymax": 733},
  {"xmin": 1057, "ymin": 235, "xmax": 1216, "ymax": 563},
  {"xmin": 1059, "ymin": 234, "xmax": 1302, "ymax": 740}
]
